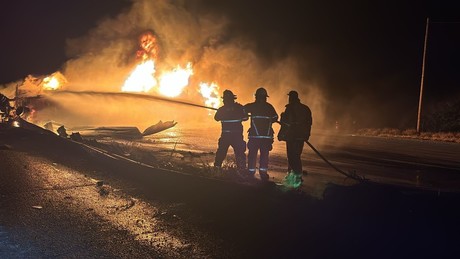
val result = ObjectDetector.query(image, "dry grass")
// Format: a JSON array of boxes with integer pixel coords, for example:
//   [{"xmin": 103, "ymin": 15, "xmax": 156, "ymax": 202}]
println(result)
[{"xmin": 356, "ymin": 128, "xmax": 460, "ymax": 143}]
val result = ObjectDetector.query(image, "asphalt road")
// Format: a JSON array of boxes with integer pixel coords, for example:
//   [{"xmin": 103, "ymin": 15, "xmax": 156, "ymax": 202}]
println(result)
[
  {"xmin": 2, "ymin": 123, "xmax": 460, "ymax": 258},
  {"xmin": 147, "ymin": 127, "xmax": 460, "ymax": 194}
]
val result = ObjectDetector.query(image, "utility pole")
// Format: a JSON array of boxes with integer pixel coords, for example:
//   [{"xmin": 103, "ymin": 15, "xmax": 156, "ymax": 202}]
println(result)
[{"xmin": 417, "ymin": 17, "xmax": 429, "ymax": 133}]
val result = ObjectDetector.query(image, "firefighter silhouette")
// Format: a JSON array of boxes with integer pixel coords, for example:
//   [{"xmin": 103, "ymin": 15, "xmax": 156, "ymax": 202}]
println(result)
[
  {"xmin": 214, "ymin": 90, "xmax": 248, "ymax": 171},
  {"xmin": 0, "ymin": 93, "xmax": 14, "ymax": 123},
  {"xmin": 244, "ymin": 87, "xmax": 278, "ymax": 180},
  {"xmin": 278, "ymin": 90, "xmax": 312, "ymax": 188}
]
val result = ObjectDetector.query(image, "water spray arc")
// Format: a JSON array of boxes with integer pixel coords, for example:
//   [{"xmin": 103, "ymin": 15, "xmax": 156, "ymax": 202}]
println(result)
[{"xmin": 48, "ymin": 90, "xmax": 218, "ymax": 111}]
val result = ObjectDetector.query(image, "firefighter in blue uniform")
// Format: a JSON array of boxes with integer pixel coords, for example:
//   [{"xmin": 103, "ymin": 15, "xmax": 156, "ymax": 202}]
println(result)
[
  {"xmin": 278, "ymin": 90, "xmax": 312, "ymax": 188},
  {"xmin": 244, "ymin": 87, "xmax": 278, "ymax": 181},
  {"xmin": 214, "ymin": 90, "xmax": 248, "ymax": 172}
]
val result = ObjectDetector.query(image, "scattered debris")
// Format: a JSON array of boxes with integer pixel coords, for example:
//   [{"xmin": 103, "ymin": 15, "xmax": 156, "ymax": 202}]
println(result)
[
  {"xmin": 43, "ymin": 121, "xmax": 54, "ymax": 132},
  {"xmin": 70, "ymin": 132, "xmax": 83, "ymax": 142},
  {"xmin": 0, "ymin": 144, "xmax": 11, "ymax": 150},
  {"xmin": 142, "ymin": 120, "xmax": 177, "ymax": 136},
  {"xmin": 118, "ymin": 199, "xmax": 136, "ymax": 211},
  {"xmin": 32, "ymin": 205, "xmax": 43, "ymax": 209},
  {"xmin": 136, "ymin": 219, "xmax": 145, "ymax": 227},
  {"xmin": 57, "ymin": 125, "xmax": 68, "ymax": 138},
  {"xmin": 98, "ymin": 186, "xmax": 111, "ymax": 196}
]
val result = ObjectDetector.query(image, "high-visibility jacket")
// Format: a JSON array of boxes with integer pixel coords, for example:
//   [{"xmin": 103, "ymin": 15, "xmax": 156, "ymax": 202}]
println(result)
[
  {"xmin": 214, "ymin": 102, "xmax": 248, "ymax": 134},
  {"xmin": 244, "ymin": 101, "xmax": 278, "ymax": 139}
]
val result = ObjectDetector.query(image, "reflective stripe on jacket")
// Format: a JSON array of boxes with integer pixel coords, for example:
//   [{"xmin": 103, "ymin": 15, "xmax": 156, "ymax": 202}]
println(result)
[
  {"xmin": 244, "ymin": 101, "xmax": 278, "ymax": 138},
  {"xmin": 214, "ymin": 102, "xmax": 248, "ymax": 134}
]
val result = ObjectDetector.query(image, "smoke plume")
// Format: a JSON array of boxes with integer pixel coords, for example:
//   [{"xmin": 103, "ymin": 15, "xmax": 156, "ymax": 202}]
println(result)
[{"xmin": 54, "ymin": 0, "xmax": 326, "ymax": 130}]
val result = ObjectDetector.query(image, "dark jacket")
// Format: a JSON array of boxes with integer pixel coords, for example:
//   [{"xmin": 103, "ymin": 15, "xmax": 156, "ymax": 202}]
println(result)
[
  {"xmin": 214, "ymin": 102, "xmax": 248, "ymax": 135},
  {"xmin": 0, "ymin": 94, "xmax": 12, "ymax": 113},
  {"xmin": 281, "ymin": 100, "xmax": 312, "ymax": 141},
  {"xmin": 244, "ymin": 101, "xmax": 278, "ymax": 138}
]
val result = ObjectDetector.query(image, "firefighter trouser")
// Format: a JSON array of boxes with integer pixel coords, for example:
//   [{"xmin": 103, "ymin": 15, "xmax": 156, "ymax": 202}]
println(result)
[
  {"xmin": 287, "ymin": 140, "xmax": 304, "ymax": 174},
  {"xmin": 214, "ymin": 133, "xmax": 246, "ymax": 169},
  {"xmin": 0, "ymin": 106, "xmax": 10, "ymax": 122},
  {"xmin": 247, "ymin": 138, "xmax": 273, "ymax": 175}
]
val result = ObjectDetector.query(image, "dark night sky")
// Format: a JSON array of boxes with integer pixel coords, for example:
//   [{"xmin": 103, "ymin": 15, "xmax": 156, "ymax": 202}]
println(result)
[{"xmin": 1, "ymin": 0, "xmax": 459, "ymax": 128}]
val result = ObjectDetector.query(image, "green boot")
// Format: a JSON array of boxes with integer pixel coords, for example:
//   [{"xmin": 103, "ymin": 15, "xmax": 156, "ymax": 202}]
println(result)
[{"xmin": 283, "ymin": 171, "xmax": 302, "ymax": 188}]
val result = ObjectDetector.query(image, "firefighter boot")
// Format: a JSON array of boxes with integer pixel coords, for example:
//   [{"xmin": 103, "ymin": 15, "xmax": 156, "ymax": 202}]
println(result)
[
  {"xmin": 293, "ymin": 172, "xmax": 303, "ymax": 187},
  {"xmin": 213, "ymin": 166, "xmax": 222, "ymax": 174},
  {"xmin": 259, "ymin": 170, "xmax": 269, "ymax": 181},
  {"xmin": 283, "ymin": 171, "xmax": 302, "ymax": 188}
]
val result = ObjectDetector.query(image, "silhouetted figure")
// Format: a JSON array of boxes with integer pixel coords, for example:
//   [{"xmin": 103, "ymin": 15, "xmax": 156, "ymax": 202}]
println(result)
[
  {"xmin": 57, "ymin": 125, "xmax": 68, "ymax": 138},
  {"xmin": 244, "ymin": 87, "xmax": 278, "ymax": 181},
  {"xmin": 214, "ymin": 90, "xmax": 248, "ymax": 172},
  {"xmin": 278, "ymin": 90, "xmax": 312, "ymax": 188},
  {"xmin": 0, "ymin": 93, "xmax": 14, "ymax": 123}
]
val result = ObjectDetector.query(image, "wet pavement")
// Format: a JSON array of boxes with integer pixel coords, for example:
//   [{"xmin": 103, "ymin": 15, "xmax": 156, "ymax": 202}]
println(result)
[
  {"xmin": 1, "ymin": 122, "xmax": 460, "ymax": 258},
  {"xmin": 134, "ymin": 125, "xmax": 460, "ymax": 195}
]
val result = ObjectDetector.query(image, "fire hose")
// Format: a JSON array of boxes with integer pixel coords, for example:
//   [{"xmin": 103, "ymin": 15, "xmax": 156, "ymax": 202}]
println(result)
[
  {"xmin": 303, "ymin": 140, "xmax": 367, "ymax": 182},
  {"xmin": 44, "ymin": 91, "xmax": 366, "ymax": 182},
  {"xmin": 274, "ymin": 121, "xmax": 367, "ymax": 182}
]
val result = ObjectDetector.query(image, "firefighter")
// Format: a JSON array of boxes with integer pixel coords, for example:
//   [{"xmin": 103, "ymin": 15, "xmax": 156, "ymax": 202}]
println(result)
[
  {"xmin": 214, "ymin": 90, "xmax": 248, "ymax": 172},
  {"xmin": 278, "ymin": 90, "xmax": 312, "ymax": 188},
  {"xmin": 0, "ymin": 93, "xmax": 14, "ymax": 123},
  {"xmin": 244, "ymin": 87, "xmax": 278, "ymax": 181}
]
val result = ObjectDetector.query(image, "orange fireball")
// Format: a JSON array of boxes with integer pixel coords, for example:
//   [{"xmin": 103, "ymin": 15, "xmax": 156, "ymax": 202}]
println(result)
[{"xmin": 137, "ymin": 31, "xmax": 159, "ymax": 61}]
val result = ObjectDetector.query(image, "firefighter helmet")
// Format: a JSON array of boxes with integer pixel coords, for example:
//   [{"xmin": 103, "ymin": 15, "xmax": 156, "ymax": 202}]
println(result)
[
  {"xmin": 222, "ymin": 90, "xmax": 237, "ymax": 100},
  {"xmin": 255, "ymin": 87, "xmax": 269, "ymax": 97},
  {"xmin": 287, "ymin": 90, "xmax": 299, "ymax": 99}
]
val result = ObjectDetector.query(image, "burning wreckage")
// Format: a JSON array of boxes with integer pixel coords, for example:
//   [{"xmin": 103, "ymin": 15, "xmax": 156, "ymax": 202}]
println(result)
[
  {"xmin": 44, "ymin": 120, "xmax": 178, "ymax": 140},
  {"xmin": 1, "ymin": 73, "xmax": 179, "ymax": 139},
  {"xmin": 1, "ymin": 31, "xmax": 221, "ymax": 138}
]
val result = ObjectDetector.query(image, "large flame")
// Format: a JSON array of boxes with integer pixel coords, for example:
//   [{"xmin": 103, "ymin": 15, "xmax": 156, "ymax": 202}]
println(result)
[
  {"xmin": 199, "ymin": 82, "xmax": 220, "ymax": 109},
  {"xmin": 43, "ymin": 77, "xmax": 60, "ymax": 90},
  {"xmin": 122, "ymin": 60, "xmax": 157, "ymax": 92},
  {"xmin": 121, "ymin": 31, "xmax": 220, "ymax": 109},
  {"xmin": 158, "ymin": 63, "xmax": 193, "ymax": 97},
  {"xmin": 42, "ymin": 72, "xmax": 67, "ymax": 91}
]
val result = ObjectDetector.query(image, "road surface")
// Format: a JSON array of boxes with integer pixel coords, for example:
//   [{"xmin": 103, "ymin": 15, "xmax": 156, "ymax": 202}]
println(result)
[
  {"xmin": 145, "ymin": 126, "xmax": 460, "ymax": 195},
  {"xmin": 2, "ymin": 122, "xmax": 460, "ymax": 258}
]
